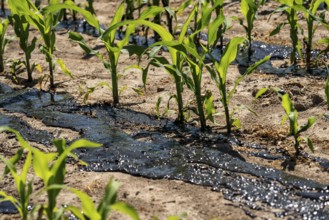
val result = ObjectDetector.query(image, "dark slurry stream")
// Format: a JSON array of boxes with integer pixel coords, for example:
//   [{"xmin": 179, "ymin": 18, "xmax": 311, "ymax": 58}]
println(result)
[{"xmin": 0, "ymin": 84, "xmax": 329, "ymax": 219}]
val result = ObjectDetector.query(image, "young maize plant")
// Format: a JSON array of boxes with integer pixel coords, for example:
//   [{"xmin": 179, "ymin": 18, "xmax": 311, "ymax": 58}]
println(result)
[
  {"xmin": 256, "ymin": 89, "xmax": 317, "ymax": 154},
  {"xmin": 270, "ymin": 0, "xmax": 304, "ymax": 65},
  {"xmin": 240, "ymin": 0, "xmax": 264, "ymax": 61},
  {"xmin": 281, "ymin": 93, "xmax": 316, "ymax": 154},
  {"xmin": 207, "ymin": 37, "xmax": 270, "ymax": 134},
  {"xmin": 8, "ymin": 14, "xmax": 37, "ymax": 82},
  {"xmin": 141, "ymin": 4, "xmax": 197, "ymax": 125},
  {"xmin": 300, "ymin": 0, "xmax": 329, "ymax": 69},
  {"xmin": 8, "ymin": 0, "xmax": 99, "ymax": 89},
  {"xmin": 0, "ymin": 126, "xmax": 140, "ymax": 220},
  {"xmin": 209, "ymin": 0, "xmax": 229, "ymax": 54},
  {"xmin": 70, "ymin": 2, "xmax": 163, "ymax": 106},
  {"xmin": 0, "ymin": 18, "xmax": 9, "ymax": 73}
]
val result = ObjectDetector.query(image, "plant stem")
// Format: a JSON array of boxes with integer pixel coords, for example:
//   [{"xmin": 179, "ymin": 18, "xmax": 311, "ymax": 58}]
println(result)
[
  {"xmin": 195, "ymin": 82, "xmax": 206, "ymax": 130},
  {"xmin": 110, "ymin": 59, "xmax": 119, "ymax": 105},
  {"xmin": 174, "ymin": 74, "xmax": 184, "ymax": 124},
  {"xmin": 306, "ymin": 20, "xmax": 313, "ymax": 70},
  {"xmin": 25, "ymin": 53, "xmax": 32, "ymax": 82},
  {"xmin": 219, "ymin": 78, "xmax": 231, "ymax": 134},
  {"xmin": 294, "ymin": 136, "xmax": 300, "ymax": 154},
  {"xmin": 248, "ymin": 32, "xmax": 252, "ymax": 62},
  {"xmin": 49, "ymin": 57, "xmax": 54, "ymax": 89},
  {"xmin": 289, "ymin": 9, "xmax": 298, "ymax": 65},
  {"xmin": 0, "ymin": 54, "xmax": 4, "ymax": 73}
]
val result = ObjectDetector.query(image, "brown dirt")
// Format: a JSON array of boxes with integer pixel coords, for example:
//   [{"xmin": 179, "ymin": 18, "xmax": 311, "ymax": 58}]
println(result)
[{"xmin": 0, "ymin": 0, "xmax": 329, "ymax": 219}]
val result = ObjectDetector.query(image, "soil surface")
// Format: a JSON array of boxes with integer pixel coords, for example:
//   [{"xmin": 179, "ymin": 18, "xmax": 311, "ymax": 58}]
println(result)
[{"xmin": 0, "ymin": 0, "xmax": 329, "ymax": 219}]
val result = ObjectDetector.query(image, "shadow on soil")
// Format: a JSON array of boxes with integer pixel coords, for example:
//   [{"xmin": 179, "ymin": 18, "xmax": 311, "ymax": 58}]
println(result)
[{"xmin": 1, "ymin": 83, "xmax": 329, "ymax": 219}]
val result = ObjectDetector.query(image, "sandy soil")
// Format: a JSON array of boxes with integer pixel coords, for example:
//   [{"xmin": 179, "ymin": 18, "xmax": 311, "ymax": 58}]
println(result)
[{"xmin": 0, "ymin": 0, "xmax": 329, "ymax": 219}]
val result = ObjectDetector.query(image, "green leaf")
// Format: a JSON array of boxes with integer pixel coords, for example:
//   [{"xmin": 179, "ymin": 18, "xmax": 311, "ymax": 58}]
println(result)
[
  {"xmin": 281, "ymin": 93, "xmax": 293, "ymax": 115},
  {"xmin": 65, "ymin": 206, "xmax": 86, "ymax": 220},
  {"xmin": 270, "ymin": 23, "xmax": 286, "ymax": 36},
  {"xmin": 228, "ymin": 55, "xmax": 270, "ymax": 101},
  {"xmin": 208, "ymin": 14, "xmax": 225, "ymax": 46},
  {"xmin": 156, "ymin": 97, "xmax": 162, "ymax": 119},
  {"xmin": 122, "ymin": 45, "xmax": 146, "ymax": 58},
  {"xmin": 232, "ymin": 118, "xmax": 241, "ymax": 129},
  {"xmin": 179, "ymin": 6, "xmax": 196, "ymax": 43},
  {"xmin": 32, "ymin": 149, "xmax": 56, "ymax": 184},
  {"xmin": 204, "ymin": 91, "xmax": 215, "ymax": 123},
  {"xmin": 97, "ymin": 180, "xmax": 120, "ymax": 219},
  {"xmin": 306, "ymin": 137, "xmax": 314, "ymax": 153},
  {"xmin": 139, "ymin": 6, "xmax": 164, "ymax": 20},
  {"xmin": 51, "ymin": 139, "xmax": 101, "ymax": 178},
  {"xmin": 44, "ymin": 2, "xmax": 100, "ymax": 31},
  {"xmin": 298, "ymin": 116, "xmax": 316, "ymax": 134},
  {"xmin": 255, "ymin": 88, "xmax": 268, "ymax": 99},
  {"xmin": 112, "ymin": 202, "xmax": 140, "ymax": 220},
  {"xmin": 217, "ymin": 37, "xmax": 245, "ymax": 81},
  {"xmin": 318, "ymin": 38, "xmax": 329, "ymax": 45},
  {"xmin": 69, "ymin": 188, "xmax": 101, "ymax": 220},
  {"xmin": 56, "ymin": 58, "xmax": 72, "ymax": 78},
  {"xmin": 281, "ymin": 114, "xmax": 288, "ymax": 126}
]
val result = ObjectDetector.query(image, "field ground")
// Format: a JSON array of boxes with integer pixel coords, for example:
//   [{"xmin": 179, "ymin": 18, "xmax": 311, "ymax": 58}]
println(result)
[{"xmin": 0, "ymin": 0, "xmax": 329, "ymax": 219}]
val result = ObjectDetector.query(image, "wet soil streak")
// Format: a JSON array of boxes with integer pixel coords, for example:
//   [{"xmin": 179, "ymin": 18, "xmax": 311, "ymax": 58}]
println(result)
[{"xmin": 0, "ymin": 84, "xmax": 329, "ymax": 219}]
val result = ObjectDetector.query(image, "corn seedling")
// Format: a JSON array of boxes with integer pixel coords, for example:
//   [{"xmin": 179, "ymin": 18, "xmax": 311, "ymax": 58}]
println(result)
[
  {"xmin": 280, "ymin": 93, "xmax": 316, "ymax": 154},
  {"xmin": 141, "ymin": 5, "xmax": 196, "ymax": 124},
  {"xmin": 302, "ymin": 0, "xmax": 329, "ymax": 69},
  {"xmin": 8, "ymin": 14, "xmax": 37, "ymax": 82},
  {"xmin": 239, "ymin": 0, "xmax": 265, "ymax": 61},
  {"xmin": 69, "ymin": 2, "xmax": 143, "ymax": 105},
  {"xmin": 8, "ymin": 0, "xmax": 99, "ymax": 89},
  {"xmin": 0, "ymin": 128, "xmax": 32, "ymax": 220},
  {"xmin": 318, "ymin": 36, "xmax": 329, "ymax": 57},
  {"xmin": 256, "ymin": 89, "xmax": 317, "ymax": 154},
  {"xmin": 208, "ymin": 0, "xmax": 231, "ymax": 54},
  {"xmin": 0, "ymin": 18, "xmax": 9, "ymax": 73},
  {"xmin": 207, "ymin": 37, "xmax": 270, "ymax": 134},
  {"xmin": 166, "ymin": 1, "xmax": 222, "ymax": 126},
  {"xmin": 0, "ymin": 126, "xmax": 140, "ymax": 220},
  {"xmin": 270, "ymin": 0, "xmax": 304, "ymax": 65}
]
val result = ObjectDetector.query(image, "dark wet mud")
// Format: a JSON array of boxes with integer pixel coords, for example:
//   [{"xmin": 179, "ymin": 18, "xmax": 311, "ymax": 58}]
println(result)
[
  {"xmin": 0, "ymin": 199, "xmax": 18, "ymax": 214},
  {"xmin": 0, "ymin": 84, "xmax": 329, "ymax": 219}
]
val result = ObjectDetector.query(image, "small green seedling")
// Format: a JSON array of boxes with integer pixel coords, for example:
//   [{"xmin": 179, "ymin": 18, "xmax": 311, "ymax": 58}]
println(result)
[
  {"xmin": 256, "ymin": 89, "xmax": 316, "ymax": 154},
  {"xmin": 0, "ymin": 126, "xmax": 140, "ymax": 220},
  {"xmin": 270, "ymin": 0, "xmax": 305, "ymax": 65},
  {"xmin": 9, "ymin": 14, "xmax": 37, "ymax": 82},
  {"xmin": 8, "ymin": 0, "xmax": 99, "ymax": 89},
  {"xmin": 0, "ymin": 127, "xmax": 32, "ymax": 220},
  {"xmin": 281, "ymin": 93, "xmax": 316, "ymax": 154},
  {"xmin": 302, "ymin": 0, "xmax": 329, "ymax": 68},
  {"xmin": 70, "ymin": 2, "xmax": 162, "ymax": 105},
  {"xmin": 240, "ymin": 0, "xmax": 265, "ymax": 61},
  {"xmin": 0, "ymin": 18, "xmax": 9, "ymax": 73},
  {"xmin": 207, "ymin": 37, "xmax": 270, "ymax": 134}
]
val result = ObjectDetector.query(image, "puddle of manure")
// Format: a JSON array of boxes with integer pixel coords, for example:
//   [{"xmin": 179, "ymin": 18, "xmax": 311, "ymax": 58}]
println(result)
[
  {"xmin": 0, "ymin": 9, "xmax": 10, "ymax": 18},
  {"xmin": 0, "ymin": 113, "xmax": 53, "ymax": 145},
  {"xmin": 0, "ymin": 199, "xmax": 17, "ymax": 214},
  {"xmin": 1, "ymin": 87, "xmax": 329, "ymax": 219}
]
